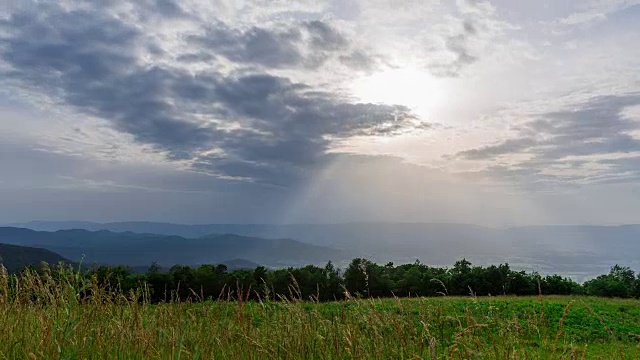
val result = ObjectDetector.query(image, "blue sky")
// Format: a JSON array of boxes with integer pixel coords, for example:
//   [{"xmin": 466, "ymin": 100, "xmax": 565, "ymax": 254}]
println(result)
[{"xmin": 1, "ymin": 0, "xmax": 639, "ymax": 225}]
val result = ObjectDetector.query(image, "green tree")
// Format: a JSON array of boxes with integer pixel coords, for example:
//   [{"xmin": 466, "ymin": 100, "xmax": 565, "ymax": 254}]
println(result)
[{"xmin": 584, "ymin": 265, "xmax": 636, "ymax": 298}]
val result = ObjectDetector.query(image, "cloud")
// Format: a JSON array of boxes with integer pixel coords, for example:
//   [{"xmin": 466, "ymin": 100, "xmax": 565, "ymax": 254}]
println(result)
[
  {"xmin": 187, "ymin": 22, "xmax": 305, "ymax": 69},
  {"xmin": 425, "ymin": 0, "xmax": 505, "ymax": 77},
  {"xmin": 146, "ymin": 0, "xmax": 188, "ymax": 18},
  {"xmin": 338, "ymin": 49, "xmax": 378, "ymax": 71},
  {"xmin": 559, "ymin": 0, "xmax": 640, "ymax": 26},
  {"xmin": 455, "ymin": 138, "xmax": 538, "ymax": 161},
  {"xmin": 304, "ymin": 20, "xmax": 349, "ymax": 51},
  {"xmin": 0, "ymin": 1, "xmax": 421, "ymax": 187},
  {"xmin": 0, "ymin": 139, "xmax": 298, "ymax": 224},
  {"xmin": 453, "ymin": 94, "xmax": 640, "ymax": 186},
  {"xmin": 186, "ymin": 18, "xmax": 375, "ymax": 71}
]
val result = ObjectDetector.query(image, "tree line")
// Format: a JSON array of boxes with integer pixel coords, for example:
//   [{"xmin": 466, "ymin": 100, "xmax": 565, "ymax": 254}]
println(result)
[{"xmin": 15, "ymin": 258, "xmax": 640, "ymax": 302}]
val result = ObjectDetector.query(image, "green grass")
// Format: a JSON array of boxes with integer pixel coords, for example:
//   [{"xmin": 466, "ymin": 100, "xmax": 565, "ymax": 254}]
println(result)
[{"xmin": 1, "ymin": 269, "xmax": 639, "ymax": 359}]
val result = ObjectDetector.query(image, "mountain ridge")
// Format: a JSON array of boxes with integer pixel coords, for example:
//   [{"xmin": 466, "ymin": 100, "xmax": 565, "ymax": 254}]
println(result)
[
  {"xmin": 7, "ymin": 221, "xmax": 640, "ymax": 281},
  {"xmin": 0, "ymin": 227, "xmax": 348, "ymax": 268}
]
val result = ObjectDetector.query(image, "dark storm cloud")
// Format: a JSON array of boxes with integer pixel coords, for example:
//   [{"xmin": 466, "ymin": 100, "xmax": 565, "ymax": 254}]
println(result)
[
  {"xmin": 191, "ymin": 73, "xmax": 416, "ymax": 185},
  {"xmin": 456, "ymin": 95, "xmax": 640, "ymax": 160},
  {"xmin": 304, "ymin": 20, "xmax": 349, "ymax": 51},
  {"xmin": 1, "ymin": 7, "xmax": 214, "ymax": 159},
  {"xmin": 187, "ymin": 18, "xmax": 373, "ymax": 70},
  {"xmin": 189, "ymin": 23, "xmax": 304, "ymax": 68},
  {"xmin": 0, "ymin": 2, "xmax": 419, "ymax": 186},
  {"xmin": 454, "ymin": 94, "xmax": 640, "ymax": 185}
]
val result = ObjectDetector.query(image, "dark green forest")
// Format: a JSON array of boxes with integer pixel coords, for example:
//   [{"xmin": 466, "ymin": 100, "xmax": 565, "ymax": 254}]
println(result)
[{"xmin": 13, "ymin": 258, "xmax": 640, "ymax": 302}]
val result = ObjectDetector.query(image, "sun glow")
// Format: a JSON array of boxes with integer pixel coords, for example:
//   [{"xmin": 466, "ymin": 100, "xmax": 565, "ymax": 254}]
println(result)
[{"xmin": 350, "ymin": 67, "xmax": 447, "ymax": 120}]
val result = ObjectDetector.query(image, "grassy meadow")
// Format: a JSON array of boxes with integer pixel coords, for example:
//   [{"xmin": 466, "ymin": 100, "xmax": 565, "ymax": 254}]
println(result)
[{"xmin": 1, "ymin": 268, "xmax": 639, "ymax": 359}]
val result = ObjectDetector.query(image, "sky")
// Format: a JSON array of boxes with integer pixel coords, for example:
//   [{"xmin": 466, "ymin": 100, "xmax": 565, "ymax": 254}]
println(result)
[{"xmin": 0, "ymin": 0, "xmax": 639, "ymax": 226}]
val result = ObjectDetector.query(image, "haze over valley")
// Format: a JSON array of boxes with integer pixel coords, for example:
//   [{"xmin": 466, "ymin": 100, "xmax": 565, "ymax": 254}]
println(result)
[{"xmin": 3, "ymin": 221, "xmax": 639, "ymax": 281}]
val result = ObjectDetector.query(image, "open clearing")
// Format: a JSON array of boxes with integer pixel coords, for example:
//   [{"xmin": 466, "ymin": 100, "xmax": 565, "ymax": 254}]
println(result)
[{"xmin": 2, "ymin": 293, "xmax": 639, "ymax": 359}]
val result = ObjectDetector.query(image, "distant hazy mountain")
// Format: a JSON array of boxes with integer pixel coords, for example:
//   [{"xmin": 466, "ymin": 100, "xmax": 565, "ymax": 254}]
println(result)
[
  {"xmin": 11, "ymin": 220, "xmax": 277, "ymax": 238},
  {"xmin": 0, "ymin": 228, "xmax": 348, "ymax": 268},
  {"xmin": 0, "ymin": 243, "xmax": 72, "ymax": 273},
  {"xmin": 11, "ymin": 221, "xmax": 640, "ymax": 281}
]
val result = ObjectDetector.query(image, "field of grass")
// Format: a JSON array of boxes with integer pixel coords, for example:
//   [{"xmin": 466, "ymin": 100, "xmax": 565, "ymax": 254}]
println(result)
[{"xmin": 1, "ymin": 269, "xmax": 639, "ymax": 359}]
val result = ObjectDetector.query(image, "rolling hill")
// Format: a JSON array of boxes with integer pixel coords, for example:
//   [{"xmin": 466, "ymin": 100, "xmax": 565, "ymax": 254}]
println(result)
[
  {"xmin": 0, "ymin": 243, "xmax": 72, "ymax": 273},
  {"xmin": 0, "ymin": 227, "xmax": 348, "ymax": 268}
]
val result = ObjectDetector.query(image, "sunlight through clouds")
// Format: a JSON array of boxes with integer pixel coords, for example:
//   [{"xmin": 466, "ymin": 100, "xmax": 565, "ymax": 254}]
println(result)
[
  {"xmin": 0, "ymin": 0, "xmax": 639, "ymax": 224},
  {"xmin": 350, "ymin": 67, "xmax": 449, "ymax": 121}
]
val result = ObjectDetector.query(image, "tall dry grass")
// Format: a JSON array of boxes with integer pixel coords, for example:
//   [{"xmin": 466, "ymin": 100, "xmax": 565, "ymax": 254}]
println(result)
[{"xmin": 0, "ymin": 264, "xmax": 637, "ymax": 359}]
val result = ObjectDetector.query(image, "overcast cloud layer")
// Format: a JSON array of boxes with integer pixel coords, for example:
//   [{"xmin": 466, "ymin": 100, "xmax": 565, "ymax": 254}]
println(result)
[{"xmin": 1, "ymin": 0, "xmax": 640, "ymax": 225}]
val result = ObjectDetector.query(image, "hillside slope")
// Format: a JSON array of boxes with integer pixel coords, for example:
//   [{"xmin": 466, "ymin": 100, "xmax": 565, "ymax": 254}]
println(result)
[{"xmin": 0, "ymin": 243, "xmax": 71, "ymax": 273}]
